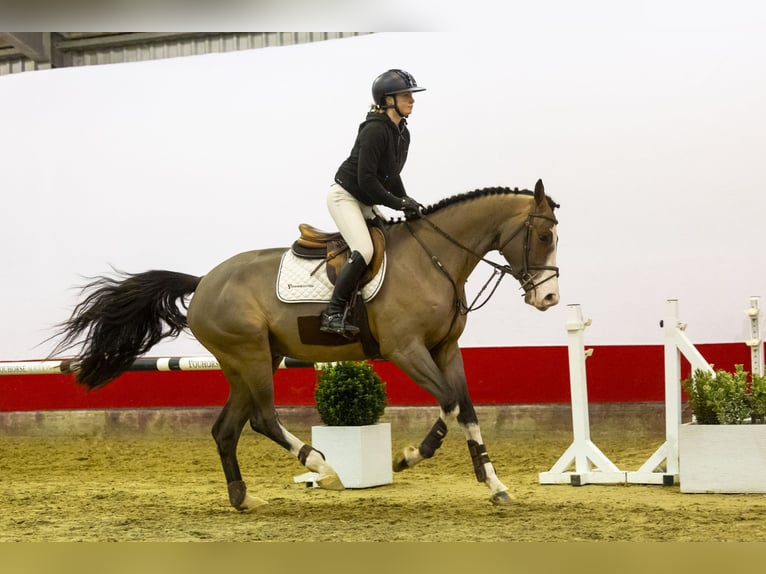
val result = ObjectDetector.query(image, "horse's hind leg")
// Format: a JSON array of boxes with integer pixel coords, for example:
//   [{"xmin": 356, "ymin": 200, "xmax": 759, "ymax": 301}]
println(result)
[
  {"xmin": 251, "ymin": 414, "xmax": 344, "ymax": 491},
  {"xmin": 245, "ymin": 355, "xmax": 344, "ymax": 491},
  {"xmin": 213, "ymin": 348, "xmax": 345, "ymax": 511},
  {"xmin": 211, "ymin": 383, "xmax": 268, "ymax": 511}
]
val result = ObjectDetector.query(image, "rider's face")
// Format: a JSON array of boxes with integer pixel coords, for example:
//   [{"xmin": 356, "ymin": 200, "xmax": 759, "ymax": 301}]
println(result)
[{"xmin": 394, "ymin": 92, "xmax": 415, "ymax": 116}]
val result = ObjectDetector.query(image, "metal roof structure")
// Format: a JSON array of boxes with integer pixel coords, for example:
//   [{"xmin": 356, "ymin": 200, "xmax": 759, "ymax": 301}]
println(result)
[{"xmin": 0, "ymin": 32, "xmax": 370, "ymax": 76}]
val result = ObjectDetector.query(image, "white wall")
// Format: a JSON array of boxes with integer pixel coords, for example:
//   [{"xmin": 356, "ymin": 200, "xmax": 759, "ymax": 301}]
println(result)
[{"xmin": 1, "ymin": 21, "xmax": 764, "ymax": 359}]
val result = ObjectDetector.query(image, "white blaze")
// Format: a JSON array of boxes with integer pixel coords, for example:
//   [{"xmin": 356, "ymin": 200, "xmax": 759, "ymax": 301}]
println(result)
[{"xmin": 525, "ymin": 226, "xmax": 560, "ymax": 311}]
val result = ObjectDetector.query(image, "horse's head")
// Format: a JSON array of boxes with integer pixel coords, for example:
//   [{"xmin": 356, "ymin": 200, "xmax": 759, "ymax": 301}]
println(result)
[{"xmin": 500, "ymin": 179, "xmax": 560, "ymax": 311}]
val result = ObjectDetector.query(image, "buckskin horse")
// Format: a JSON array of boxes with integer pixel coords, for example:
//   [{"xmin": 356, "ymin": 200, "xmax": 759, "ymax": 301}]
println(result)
[{"xmin": 48, "ymin": 179, "xmax": 560, "ymax": 509}]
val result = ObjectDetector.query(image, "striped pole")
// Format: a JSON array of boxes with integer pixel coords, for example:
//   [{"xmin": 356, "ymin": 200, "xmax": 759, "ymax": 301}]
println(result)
[{"xmin": 0, "ymin": 356, "xmax": 318, "ymax": 376}]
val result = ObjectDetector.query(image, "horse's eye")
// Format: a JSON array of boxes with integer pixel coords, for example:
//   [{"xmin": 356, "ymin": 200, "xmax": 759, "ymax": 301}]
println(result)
[{"xmin": 538, "ymin": 232, "xmax": 552, "ymax": 244}]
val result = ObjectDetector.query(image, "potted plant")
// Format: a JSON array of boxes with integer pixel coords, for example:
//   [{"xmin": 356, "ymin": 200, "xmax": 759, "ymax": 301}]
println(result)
[
  {"xmin": 679, "ymin": 365, "xmax": 766, "ymax": 493},
  {"xmin": 310, "ymin": 361, "xmax": 392, "ymax": 488}
]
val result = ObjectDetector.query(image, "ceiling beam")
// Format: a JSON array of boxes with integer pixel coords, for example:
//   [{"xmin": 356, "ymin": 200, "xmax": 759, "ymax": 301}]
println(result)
[
  {"xmin": 0, "ymin": 32, "xmax": 51, "ymax": 62},
  {"xmin": 54, "ymin": 32, "xmax": 211, "ymax": 51}
]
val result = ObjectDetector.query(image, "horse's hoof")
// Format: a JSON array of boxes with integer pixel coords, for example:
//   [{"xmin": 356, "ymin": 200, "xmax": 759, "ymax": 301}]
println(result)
[
  {"xmin": 393, "ymin": 445, "xmax": 418, "ymax": 472},
  {"xmin": 490, "ymin": 491, "xmax": 514, "ymax": 506},
  {"xmin": 236, "ymin": 494, "xmax": 269, "ymax": 512},
  {"xmin": 316, "ymin": 473, "xmax": 345, "ymax": 491}
]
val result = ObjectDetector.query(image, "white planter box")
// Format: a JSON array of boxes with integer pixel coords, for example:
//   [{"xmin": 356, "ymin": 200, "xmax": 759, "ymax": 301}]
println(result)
[
  {"xmin": 311, "ymin": 422, "xmax": 393, "ymax": 489},
  {"xmin": 680, "ymin": 424, "xmax": 766, "ymax": 493}
]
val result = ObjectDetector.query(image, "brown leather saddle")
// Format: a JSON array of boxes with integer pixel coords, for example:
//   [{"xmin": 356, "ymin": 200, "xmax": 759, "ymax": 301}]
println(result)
[
  {"xmin": 291, "ymin": 222, "xmax": 385, "ymax": 357},
  {"xmin": 291, "ymin": 223, "xmax": 386, "ymax": 286}
]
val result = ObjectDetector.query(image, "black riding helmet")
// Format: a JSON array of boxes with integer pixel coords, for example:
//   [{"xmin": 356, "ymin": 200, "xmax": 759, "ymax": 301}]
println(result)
[{"xmin": 372, "ymin": 69, "xmax": 426, "ymax": 117}]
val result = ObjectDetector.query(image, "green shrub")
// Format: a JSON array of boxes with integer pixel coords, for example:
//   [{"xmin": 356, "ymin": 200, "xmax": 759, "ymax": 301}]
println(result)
[
  {"xmin": 681, "ymin": 368, "xmax": 718, "ymax": 424},
  {"xmin": 314, "ymin": 361, "xmax": 387, "ymax": 426},
  {"xmin": 682, "ymin": 365, "xmax": 764, "ymax": 424},
  {"xmin": 751, "ymin": 372, "xmax": 766, "ymax": 423},
  {"xmin": 707, "ymin": 365, "xmax": 751, "ymax": 424}
]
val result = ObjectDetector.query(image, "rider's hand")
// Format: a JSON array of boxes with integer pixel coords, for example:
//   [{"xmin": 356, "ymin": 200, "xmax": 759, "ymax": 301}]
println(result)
[{"xmin": 400, "ymin": 196, "xmax": 422, "ymax": 218}]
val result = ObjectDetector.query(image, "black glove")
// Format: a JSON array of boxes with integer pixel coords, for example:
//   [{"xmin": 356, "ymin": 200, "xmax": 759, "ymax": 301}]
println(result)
[{"xmin": 400, "ymin": 196, "xmax": 422, "ymax": 218}]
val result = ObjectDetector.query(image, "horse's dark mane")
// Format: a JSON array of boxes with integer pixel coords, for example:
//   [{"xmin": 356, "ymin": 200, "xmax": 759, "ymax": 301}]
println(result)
[
  {"xmin": 422, "ymin": 187, "xmax": 533, "ymax": 215},
  {"xmin": 387, "ymin": 186, "xmax": 558, "ymax": 224}
]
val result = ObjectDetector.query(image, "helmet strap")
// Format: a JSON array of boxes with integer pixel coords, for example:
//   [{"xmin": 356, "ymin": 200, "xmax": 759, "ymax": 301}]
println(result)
[{"xmin": 382, "ymin": 95, "xmax": 408, "ymax": 120}]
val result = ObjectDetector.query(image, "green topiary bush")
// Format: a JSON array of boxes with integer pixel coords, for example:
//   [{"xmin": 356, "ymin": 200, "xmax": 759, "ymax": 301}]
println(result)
[{"xmin": 314, "ymin": 361, "xmax": 387, "ymax": 426}]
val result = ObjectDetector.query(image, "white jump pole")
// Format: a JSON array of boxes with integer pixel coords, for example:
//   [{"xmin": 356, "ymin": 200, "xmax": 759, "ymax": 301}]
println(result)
[
  {"xmin": 539, "ymin": 304, "xmax": 626, "ymax": 485},
  {"xmin": 626, "ymin": 299, "xmax": 714, "ymax": 485},
  {"xmin": 746, "ymin": 296, "xmax": 763, "ymax": 377}
]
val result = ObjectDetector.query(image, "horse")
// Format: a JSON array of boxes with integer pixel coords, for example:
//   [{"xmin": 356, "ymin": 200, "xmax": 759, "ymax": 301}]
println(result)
[{"xmin": 48, "ymin": 179, "xmax": 560, "ymax": 509}]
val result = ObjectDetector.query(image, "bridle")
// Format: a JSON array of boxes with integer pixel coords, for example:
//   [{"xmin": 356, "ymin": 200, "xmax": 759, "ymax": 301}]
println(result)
[
  {"xmin": 500, "ymin": 211, "xmax": 560, "ymax": 294},
  {"xmin": 404, "ymin": 203, "xmax": 559, "ymax": 313}
]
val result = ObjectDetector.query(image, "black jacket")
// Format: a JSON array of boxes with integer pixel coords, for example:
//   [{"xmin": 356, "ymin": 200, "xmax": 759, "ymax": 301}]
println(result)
[{"xmin": 334, "ymin": 111, "xmax": 410, "ymax": 209}]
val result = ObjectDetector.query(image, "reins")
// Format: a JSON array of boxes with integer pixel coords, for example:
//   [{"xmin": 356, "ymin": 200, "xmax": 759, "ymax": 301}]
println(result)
[
  {"xmin": 404, "ymin": 200, "xmax": 559, "ymax": 313},
  {"xmin": 405, "ymin": 217, "xmax": 516, "ymax": 315}
]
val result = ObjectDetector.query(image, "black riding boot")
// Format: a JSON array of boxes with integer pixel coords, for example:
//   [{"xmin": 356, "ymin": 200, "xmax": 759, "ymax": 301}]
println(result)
[{"xmin": 320, "ymin": 251, "xmax": 368, "ymax": 338}]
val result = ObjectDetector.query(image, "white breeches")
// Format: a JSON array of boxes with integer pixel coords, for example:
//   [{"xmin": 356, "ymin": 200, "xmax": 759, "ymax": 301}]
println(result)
[{"xmin": 326, "ymin": 182, "xmax": 376, "ymax": 265}]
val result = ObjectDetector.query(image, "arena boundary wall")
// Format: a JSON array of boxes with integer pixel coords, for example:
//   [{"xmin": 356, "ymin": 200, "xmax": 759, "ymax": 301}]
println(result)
[{"xmin": 0, "ymin": 403, "xmax": 670, "ymax": 437}]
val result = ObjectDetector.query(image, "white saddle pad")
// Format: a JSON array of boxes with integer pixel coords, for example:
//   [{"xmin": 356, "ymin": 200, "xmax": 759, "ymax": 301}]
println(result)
[{"xmin": 276, "ymin": 250, "xmax": 386, "ymax": 304}]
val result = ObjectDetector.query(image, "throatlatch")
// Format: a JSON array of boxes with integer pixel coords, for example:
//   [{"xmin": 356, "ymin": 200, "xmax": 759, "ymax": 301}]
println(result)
[
  {"xmin": 419, "ymin": 418, "xmax": 448, "ymax": 458},
  {"xmin": 467, "ymin": 440, "xmax": 492, "ymax": 482}
]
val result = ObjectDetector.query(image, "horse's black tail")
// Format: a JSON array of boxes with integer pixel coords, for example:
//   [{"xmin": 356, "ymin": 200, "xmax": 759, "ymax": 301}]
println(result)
[{"xmin": 48, "ymin": 269, "xmax": 201, "ymax": 390}]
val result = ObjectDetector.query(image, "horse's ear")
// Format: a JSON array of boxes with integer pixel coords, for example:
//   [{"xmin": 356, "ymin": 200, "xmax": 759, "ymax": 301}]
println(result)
[{"xmin": 534, "ymin": 179, "xmax": 545, "ymax": 205}]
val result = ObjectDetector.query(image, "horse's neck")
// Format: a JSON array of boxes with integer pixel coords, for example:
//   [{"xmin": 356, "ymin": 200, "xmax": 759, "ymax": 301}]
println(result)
[{"xmin": 401, "ymin": 194, "xmax": 534, "ymax": 281}]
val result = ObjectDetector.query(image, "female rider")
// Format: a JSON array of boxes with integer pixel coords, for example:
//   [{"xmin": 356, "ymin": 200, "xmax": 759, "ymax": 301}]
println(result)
[{"xmin": 320, "ymin": 69, "xmax": 426, "ymax": 338}]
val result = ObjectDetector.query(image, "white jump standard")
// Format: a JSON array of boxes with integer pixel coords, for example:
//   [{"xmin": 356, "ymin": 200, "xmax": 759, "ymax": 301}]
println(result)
[
  {"xmin": 540, "ymin": 298, "xmax": 744, "ymax": 488},
  {"xmin": 746, "ymin": 296, "xmax": 763, "ymax": 377},
  {"xmin": 538, "ymin": 304, "xmax": 626, "ymax": 485},
  {"xmin": 625, "ymin": 299, "xmax": 714, "ymax": 486}
]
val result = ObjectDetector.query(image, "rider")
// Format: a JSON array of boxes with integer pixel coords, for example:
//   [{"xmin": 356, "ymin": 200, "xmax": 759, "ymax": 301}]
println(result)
[{"xmin": 320, "ymin": 69, "xmax": 426, "ymax": 338}]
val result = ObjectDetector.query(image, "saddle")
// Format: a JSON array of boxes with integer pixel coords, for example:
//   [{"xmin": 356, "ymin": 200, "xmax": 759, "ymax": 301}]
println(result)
[{"xmin": 291, "ymin": 222, "xmax": 386, "ymax": 286}]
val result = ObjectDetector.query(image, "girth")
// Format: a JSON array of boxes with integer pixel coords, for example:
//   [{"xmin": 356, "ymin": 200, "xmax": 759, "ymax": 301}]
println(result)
[{"xmin": 291, "ymin": 223, "xmax": 386, "ymax": 286}]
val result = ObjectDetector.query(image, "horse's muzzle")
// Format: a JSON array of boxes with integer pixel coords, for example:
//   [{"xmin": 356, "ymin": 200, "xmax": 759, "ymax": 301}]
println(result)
[{"xmin": 523, "ymin": 269, "xmax": 560, "ymax": 310}]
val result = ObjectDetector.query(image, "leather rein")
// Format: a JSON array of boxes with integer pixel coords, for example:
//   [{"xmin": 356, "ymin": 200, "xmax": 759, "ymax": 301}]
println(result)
[{"xmin": 404, "ymin": 204, "xmax": 559, "ymax": 314}]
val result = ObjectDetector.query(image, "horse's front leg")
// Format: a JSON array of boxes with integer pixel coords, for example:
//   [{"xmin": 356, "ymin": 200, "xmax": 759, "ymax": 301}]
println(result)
[
  {"xmin": 390, "ymin": 342, "xmax": 513, "ymax": 505},
  {"xmin": 458, "ymin": 416, "xmax": 512, "ymax": 505},
  {"xmin": 392, "ymin": 412, "xmax": 446, "ymax": 472},
  {"xmin": 393, "ymin": 408, "xmax": 512, "ymax": 505},
  {"xmin": 447, "ymin": 349, "xmax": 512, "ymax": 505},
  {"xmin": 388, "ymin": 343, "xmax": 455, "ymax": 472}
]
